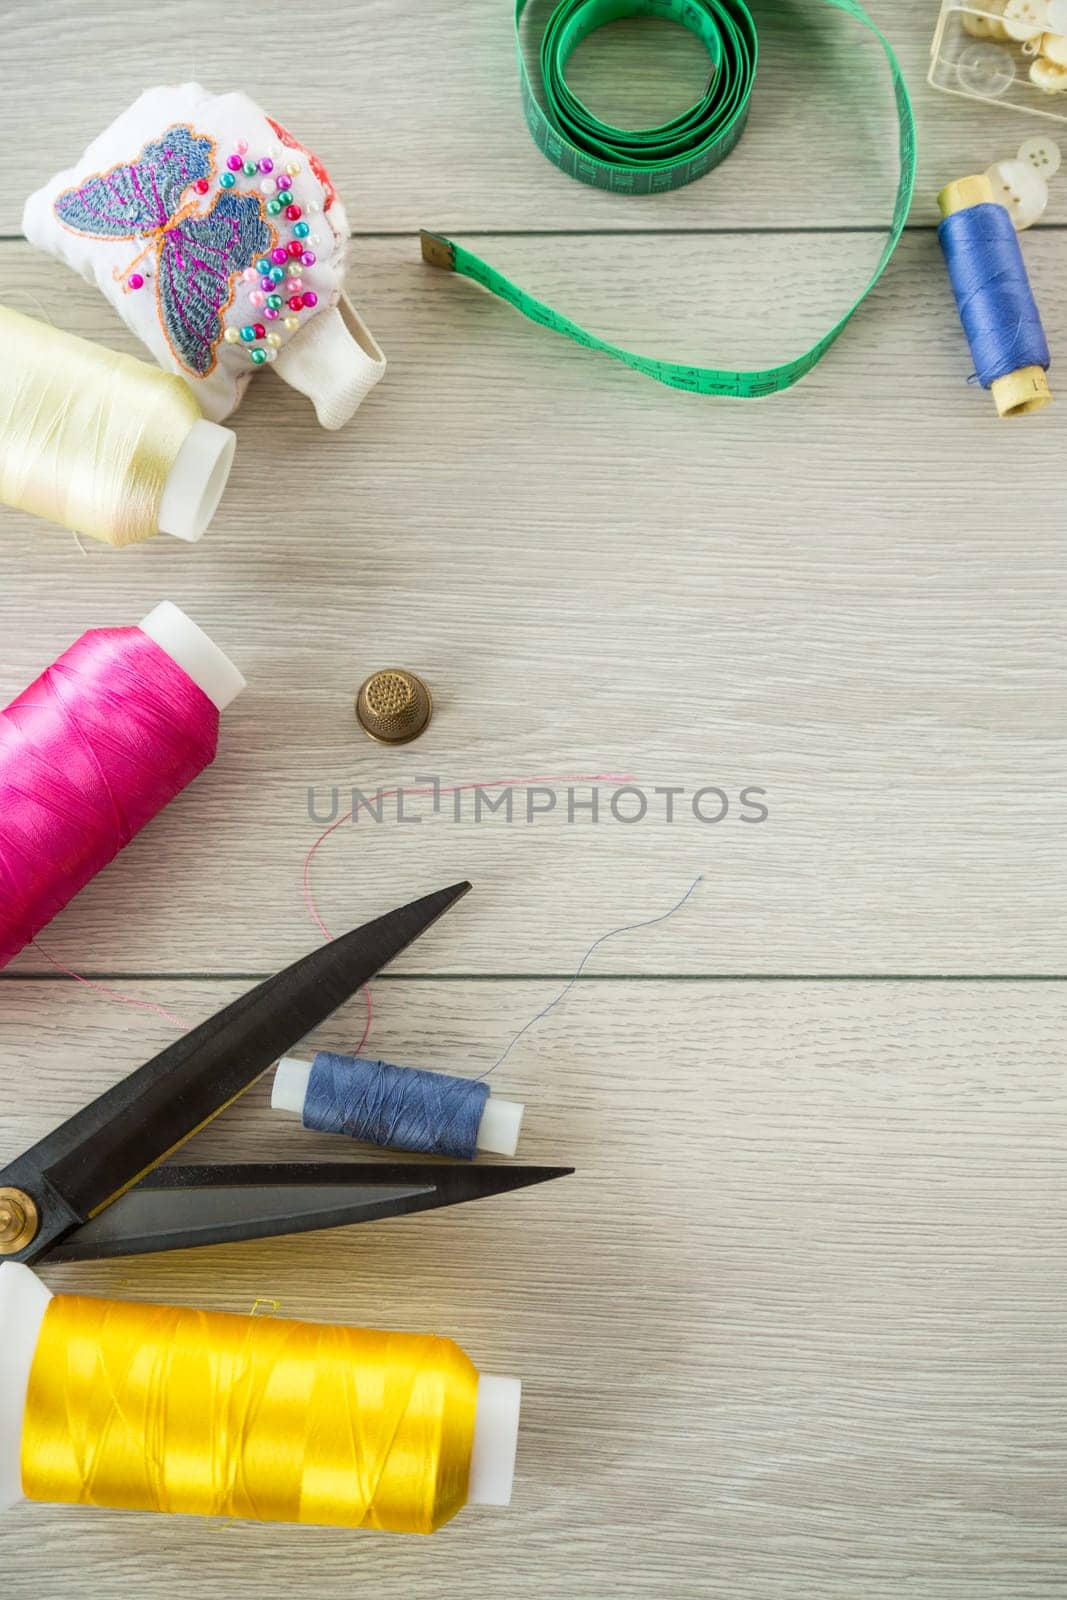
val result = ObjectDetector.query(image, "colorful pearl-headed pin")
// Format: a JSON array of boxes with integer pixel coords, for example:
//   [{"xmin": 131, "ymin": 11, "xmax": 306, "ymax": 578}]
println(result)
[
  {"xmin": 286, "ymin": 161, "xmax": 301, "ymax": 176},
  {"xmin": 286, "ymin": 277, "xmax": 304, "ymax": 294},
  {"xmin": 266, "ymin": 331, "xmax": 282, "ymax": 348},
  {"xmin": 266, "ymin": 293, "xmax": 283, "ymax": 309},
  {"xmin": 234, "ymin": 138, "xmax": 249, "ymax": 155},
  {"xmin": 226, "ymin": 153, "xmax": 243, "ymax": 171},
  {"xmin": 288, "ymin": 295, "xmax": 305, "ymax": 311},
  {"xmin": 276, "ymin": 173, "xmax": 293, "ymax": 191},
  {"xmin": 194, "ymin": 177, "xmax": 210, "ymax": 195},
  {"xmin": 292, "ymin": 221, "xmax": 310, "ymax": 239},
  {"xmin": 259, "ymin": 275, "xmax": 275, "ymax": 292},
  {"xmin": 286, "ymin": 240, "xmax": 303, "ymax": 258},
  {"xmin": 302, "ymin": 290, "xmax": 318, "ymax": 309},
  {"xmin": 252, "ymin": 322, "xmax": 266, "ymax": 340},
  {"xmin": 258, "ymin": 157, "xmax": 275, "ymax": 174},
  {"xmin": 239, "ymin": 325, "xmax": 257, "ymax": 342},
  {"xmin": 219, "ymin": 171, "xmax": 236, "ymax": 189},
  {"xmin": 300, "ymin": 250, "xmax": 316, "ymax": 267},
  {"xmin": 224, "ymin": 326, "xmax": 241, "ymax": 343},
  {"xmin": 242, "ymin": 160, "xmax": 257, "ymax": 177},
  {"xmin": 128, "ymin": 273, "xmax": 145, "ymax": 290},
  {"xmin": 255, "ymin": 257, "xmax": 272, "ymax": 275},
  {"xmin": 269, "ymin": 265, "xmax": 286, "ymax": 283},
  {"xmin": 249, "ymin": 290, "xmax": 266, "ymax": 309},
  {"xmin": 243, "ymin": 266, "xmax": 259, "ymax": 284},
  {"xmin": 266, "ymin": 198, "xmax": 282, "ymax": 215},
  {"xmin": 270, "ymin": 246, "xmax": 289, "ymax": 265},
  {"xmin": 260, "ymin": 178, "xmax": 276, "ymax": 196},
  {"xmin": 284, "ymin": 314, "xmax": 300, "ymax": 331},
  {"xmin": 286, "ymin": 258, "xmax": 302, "ymax": 275},
  {"xmin": 250, "ymin": 347, "xmax": 268, "ymax": 365},
  {"xmin": 306, "ymin": 199, "xmax": 321, "ymax": 214},
  {"xmin": 264, "ymin": 306, "xmax": 280, "ymax": 320},
  {"xmin": 285, "ymin": 203, "xmax": 302, "ymax": 221}
]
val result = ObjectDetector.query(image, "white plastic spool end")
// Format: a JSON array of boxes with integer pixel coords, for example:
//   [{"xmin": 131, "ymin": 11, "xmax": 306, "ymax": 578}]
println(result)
[
  {"xmin": 272, "ymin": 1057, "xmax": 312, "ymax": 1115},
  {"xmin": 475, "ymin": 1095, "xmax": 525, "ymax": 1157},
  {"xmin": 467, "ymin": 1374, "xmax": 521, "ymax": 1507},
  {"xmin": 0, "ymin": 1263, "xmax": 52, "ymax": 1510},
  {"xmin": 139, "ymin": 602, "xmax": 246, "ymax": 711},
  {"xmin": 156, "ymin": 418, "xmax": 236, "ymax": 542},
  {"xmin": 270, "ymin": 1057, "xmax": 524, "ymax": 1154}
]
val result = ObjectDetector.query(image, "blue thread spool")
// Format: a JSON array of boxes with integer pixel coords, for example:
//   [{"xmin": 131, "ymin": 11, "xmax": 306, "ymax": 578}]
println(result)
[
  {"xmin": 937, "ymin": 173, "xmax": 1052, "ymax": 417},
  {"xmin": 272, "ymin": 1053, "xmax": 525, "ymax": 1159}
]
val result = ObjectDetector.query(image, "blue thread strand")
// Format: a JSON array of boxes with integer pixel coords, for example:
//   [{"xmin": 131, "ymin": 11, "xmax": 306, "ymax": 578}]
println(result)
[
  {"xmin": 938, "ymin": 203, "xmax": 1049, "ymax": 389},
  {"xmin": 481, "ymin": 874, "xmax": 703, "ymax": 1077},
  {"xmin": 304, "ymin": 1051, "xmax": 491, "ymax": 1159},
  {"xmin": 303, "ymin": 877, "xmax": 703, "ymax": 1150}
]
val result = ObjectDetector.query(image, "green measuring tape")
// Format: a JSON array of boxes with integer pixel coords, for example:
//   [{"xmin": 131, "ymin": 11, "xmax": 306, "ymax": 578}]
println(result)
[{"xmin": 421, "ymin": 0, "xmax": 916, "ymax": 398}]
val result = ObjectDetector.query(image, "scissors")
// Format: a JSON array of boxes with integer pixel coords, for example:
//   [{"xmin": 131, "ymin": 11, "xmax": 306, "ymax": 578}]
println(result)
[{"xmin": 0, "ymin": 882, "xmax": 570, "ymax": 1264}]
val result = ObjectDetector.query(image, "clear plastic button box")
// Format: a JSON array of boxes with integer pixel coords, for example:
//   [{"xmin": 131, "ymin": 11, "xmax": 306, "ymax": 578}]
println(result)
[{"xmin": 930, "ymin": 2, "xmax": 1067, "ymax": 119}]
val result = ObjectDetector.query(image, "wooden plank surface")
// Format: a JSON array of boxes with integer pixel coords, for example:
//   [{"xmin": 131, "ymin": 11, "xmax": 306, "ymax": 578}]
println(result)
[
  {"xmin": 3, "ymin": 978, "xmax": 1067, "ymax": 1599},
  {"xmin": 3, "ymin": 0, "xmax": 1067, "ymax": 235},
  {"xmin": 0, "ymin": 234, "xmax": 1064, "ymax": 974},
  {"xmin": 2, "ymin": 2, "xmax": 1067, "ymax": 1595}
]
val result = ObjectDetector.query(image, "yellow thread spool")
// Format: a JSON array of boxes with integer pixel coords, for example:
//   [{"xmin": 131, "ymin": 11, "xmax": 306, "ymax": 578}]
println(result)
[
  {"xmin": 0, "ymin": 1268, "xmax": 520, "ymax": 1530},
  {"xmin": 937, "ymin": 175, "xmax": 1052, "ymax": 418},
  {"xmin": 0, "ymin": 306, "xmax": 235, "ymax": 545}
]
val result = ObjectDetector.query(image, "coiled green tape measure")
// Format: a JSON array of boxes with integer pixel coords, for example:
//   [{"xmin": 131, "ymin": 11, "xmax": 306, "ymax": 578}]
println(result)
[{"xmin": 421, "ymin": 0, "xmax": 916, "ymax": 398}]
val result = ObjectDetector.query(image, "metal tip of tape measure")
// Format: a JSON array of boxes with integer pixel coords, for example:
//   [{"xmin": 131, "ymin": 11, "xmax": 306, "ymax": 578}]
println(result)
[
  {"xmin": 420, "ymin": 231, "xmax": 456, "ymax": 271},
  {"xmin": 356, "ymin": 669, "xmax": 433, "ymax": 744}
]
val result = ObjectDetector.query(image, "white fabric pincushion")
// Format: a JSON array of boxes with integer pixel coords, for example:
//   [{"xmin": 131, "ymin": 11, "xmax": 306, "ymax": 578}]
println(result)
[{"xmin": 22, "ymin": 83, "xmax": 384, "ymax": 428}]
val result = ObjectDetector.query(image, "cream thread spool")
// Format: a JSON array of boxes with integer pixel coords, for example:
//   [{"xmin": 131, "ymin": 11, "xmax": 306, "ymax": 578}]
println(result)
[{"xmin": 0, "ymin": 306, "xmax": 234, "ymax": 544}]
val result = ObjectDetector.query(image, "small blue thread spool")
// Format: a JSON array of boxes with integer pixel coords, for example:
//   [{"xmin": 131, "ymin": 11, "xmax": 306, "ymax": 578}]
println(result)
[
  {"xmin": 937, "ymin": 173, "xmax": 1051, "ymax": 418},
  {"xmin": 272, "ymin": 1052, "xmax": 525, "ymax": 1159}
]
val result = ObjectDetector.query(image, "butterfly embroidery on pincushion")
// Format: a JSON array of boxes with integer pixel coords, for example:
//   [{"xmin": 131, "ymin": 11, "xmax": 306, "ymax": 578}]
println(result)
[{"xmin": 54, "ymin": 123, "xmax": 274, "ymax": 377}]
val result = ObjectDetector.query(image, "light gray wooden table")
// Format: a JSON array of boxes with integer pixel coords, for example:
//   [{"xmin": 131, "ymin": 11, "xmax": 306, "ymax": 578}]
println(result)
[{"xmin": 1, "ymin": 4, "xmax": 1066, "ymax": 1596}]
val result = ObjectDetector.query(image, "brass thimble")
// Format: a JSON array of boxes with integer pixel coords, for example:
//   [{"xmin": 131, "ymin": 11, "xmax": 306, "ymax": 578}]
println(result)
[{"xmin": 356, "ymin": 669, "xmax": 433, "ymax": 744}]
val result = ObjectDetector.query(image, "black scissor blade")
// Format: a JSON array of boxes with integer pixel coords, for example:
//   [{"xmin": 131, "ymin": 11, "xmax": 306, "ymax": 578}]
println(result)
[
  {"xmin": 0, "ymin": 882, "xmax": 471, "ymax": 1264},
  {"xmin": 43, "ymin": 1160, "xmax": 573, "ymax": 1262}
]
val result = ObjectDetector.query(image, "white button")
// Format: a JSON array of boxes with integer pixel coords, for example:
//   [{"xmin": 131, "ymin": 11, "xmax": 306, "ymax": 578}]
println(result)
[
  {"xmin": 1047, "ymin": 0, "xmax": 1067, "ymax": 28},
  {"xmin": 1018, "ymin": 132, "xmax": 1063, "ymax": 175},
  {"xmin": 985, "ymin": 158, "xmax": 1050, "ymax": 227},
  {"xmin": 986, "ymin": 0, "xmax": 1012, "ymax": 37},
  {"xmin": 958, "ymin": 41, "xmax": 1016, "ymax": 95},
  {"xmin": 1003, "ymin": 0, "xmax": 1050, "ymax": 38},
  {"xmin": 1030, "ymin": 51, "xmax": 1067, "ymax": 87},
  {"xmin": 1040, "ymin": 28, "xmax": 1067, "ymax": 60}
]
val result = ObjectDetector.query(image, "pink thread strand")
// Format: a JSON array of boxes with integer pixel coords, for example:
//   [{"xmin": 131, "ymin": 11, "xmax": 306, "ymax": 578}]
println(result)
[
  {"xmin": 25, "ymin": 756, "xmax": 631, "ymax": 1070},
  {"xmin": 29, "ymin": 940, "xmax": 192, "ymax": 1030},
  {"xmin": 302, "ymin": 773, "xmax": 633, "ymax": 940}
]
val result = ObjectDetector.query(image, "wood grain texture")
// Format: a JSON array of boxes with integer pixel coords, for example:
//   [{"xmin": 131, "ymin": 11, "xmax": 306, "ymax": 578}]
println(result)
[
  {"xmin": 2, "ymin": 977, "xmax": 1067, "ymax": 1599},
  {"xmin": 2, "ymin": 4, "xmax": 1067, "ymax": 1594},
  {"xmin": 4, "ymin": 0, "xmax": 1067, "ymax": 236},
  {"xmin": 0, "ymin": 237, "xmax": 1064, "ymax": 974}
]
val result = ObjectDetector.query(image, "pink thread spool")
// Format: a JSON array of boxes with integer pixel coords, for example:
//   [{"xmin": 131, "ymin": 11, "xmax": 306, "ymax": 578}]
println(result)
[{"xmin": 0, "ymin": 603, "xmax": 244, "ymax": 968}]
